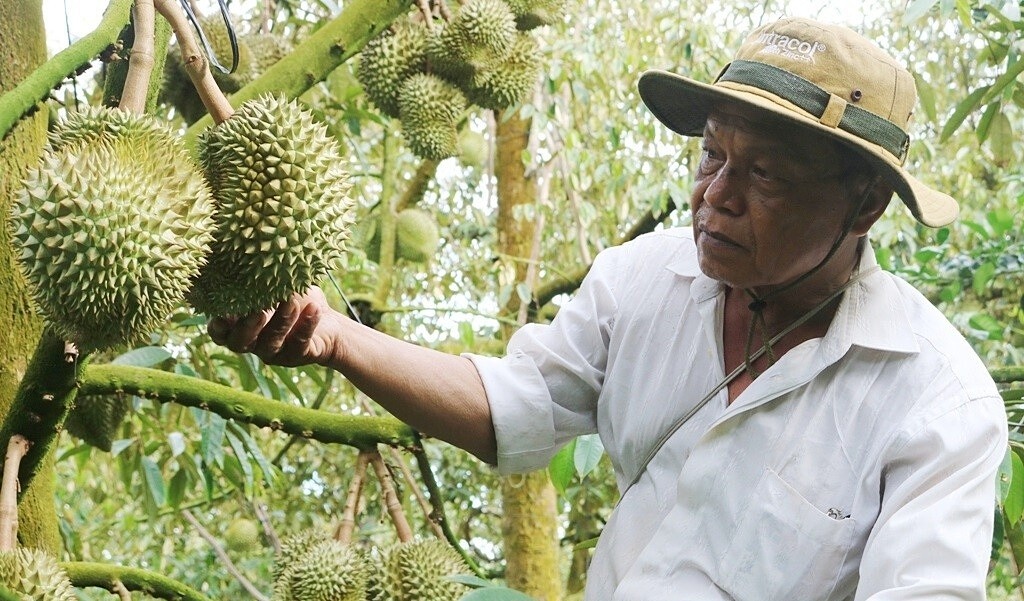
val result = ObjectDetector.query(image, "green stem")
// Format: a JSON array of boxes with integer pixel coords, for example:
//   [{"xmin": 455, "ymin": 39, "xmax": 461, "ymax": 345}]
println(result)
[
  {"xmin": 993, "ymin": 367, "xmax": 1024, "ymax": 384},
  {"xmin": 0, "ymin": 0, "xmax": 133, "ymax": 139},
  {"xmin": 183, "ymin": 0, "xmax": 414, "ymax": 145},
  {"xmin": 0, "ymin": 331, "xmax": 80, "ymax": 500},
  {"xmin": 375, "ymin": 131, "xmax": 399, "ymax": 308},
  {"xmin": 79, "ymin": 364, "xmax": 416, "ymax": 449},
  {"xmin": 63, "ymin": 562, "xmax": 213, "ymax": 601}
]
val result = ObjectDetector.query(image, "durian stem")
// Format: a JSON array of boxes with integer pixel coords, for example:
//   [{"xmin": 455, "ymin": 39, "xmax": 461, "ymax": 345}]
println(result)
[
  {"xmin": 435, "ymin": 0, "xmax": 453, "ymax": 21},
  {"xmin": 63, "ymin": 561, "xmax": 214, "ymax": 601},
  {"xmin": 335, "ymin": 450, "xmax": 372, "ymax": 544},
  {"xmin": 112, "ymin": 580, "xmax": 132, "ymax": 601},
  {"xmin": 153, "ymin": 0, "xmax": 234, "ymax": 124},
  {"xmin": 389, "ymin": 446, "xmax": 445, "ymax": 540},
  {"xmin": 0, "ymin": 436, "xmax": 30, "ymax": 552},
  {"xmin": 369, "ymin": 449, "xmax": 413, "ymax": 543},
  {"xmin": 181, "ymin": 510, "xmax": 270, "ymax": 601},
  {"xmin": 78, "ymin": 364, "xmax": 417, "ymax": 449},
  {"xmin": 253, "ymin": 502, "xmax": 281, "ymax": 555},
  {"xmin": 0, "ymin": 0, "xmax": 133, "ymax": 140},
  {"xmin": 119, "ymin": 0, "xmax": 156, "ymax": 114},
  {"xmin": 374, "ymin": 132, "xmax": 400, "ymax": 308},
  {"xmin": 416, "ymin": 0, "xmax": 435, "ymax": 28},
  {"xmin": 413, "ymin": 443, "xmax": 487, "ymax": 578}
]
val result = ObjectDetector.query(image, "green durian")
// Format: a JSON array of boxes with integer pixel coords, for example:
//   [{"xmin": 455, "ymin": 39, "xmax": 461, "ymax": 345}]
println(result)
[
  {"xmin": 11, "ymin": 107, "xmax": 215, "ymax": 351},
  {"xmin": 198, "ymin": 15, "xmax": 254, "ymax": 92},
  {"xmin": 283, "ymin": 539, "xmax": 370, "ymax": 601},
  {"xmin": 504, "ymin": 0, "xmax": 567, "ymax": 30},
  {"xmin": 65, "ymin": 393, "xmax": 130, "ymax": 452},
  {"xmin": 466, "ymin": 32, "xmax": 541, "ymax": 110},
  {"xmin": 437, "ymin": 0, "xmax": 517, "ymax": 71},
  {"xmin": 245, "ymin": 32, "xmax": 293, "ymax": 73},
  {"xmin": 398, "ymin": 73, "xmax": 467, "ymax": 160},
  {"xmin": 425, "ymin": 24, "xmax": 477, "ymax": 89},
  {"xmin": 396, "ymin": 208, "xmax": 440, "ymax": 263},
  {"xmin": 457, "ymin": 129, "xmax": 488, "ymax": 167},
  {"xmin": 357, "ymin": 20, "xmax": 430, "ymax": 119},
  {"xmin": 224, "ymin": 518, "xmax": 262, "ymax": 553},
  {"xmin": 0, "ymin": 548, "xmax": 76, "ymax": 600},
  {"xmin": 189, "ymin": 94, "xmax": 356, "ymax": 317},
  {"xmin": 372, "ymin": 539, "xmax": 470, "ymax": 601},
  {"xmin": 272, "ymin": 527, "xmax": 332, "ymax": 588}
]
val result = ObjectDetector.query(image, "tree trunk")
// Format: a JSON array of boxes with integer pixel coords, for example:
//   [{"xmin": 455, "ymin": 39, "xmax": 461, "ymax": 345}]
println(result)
[
  {"xmin": 0, "ymin": 0, "xmax": 60, "ymax": 551},
  {"xmin": 494, "ymin": 109, "xmax": 561, "ymax": 601}
]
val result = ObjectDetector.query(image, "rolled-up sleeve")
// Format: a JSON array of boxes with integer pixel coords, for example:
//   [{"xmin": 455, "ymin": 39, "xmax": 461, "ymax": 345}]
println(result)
[
  {"xmin": 465, "ymin": 247, "xmax": 623, "ymax": 474},
  {"xmin": 855, "ymin": 394, "xmax": 1007, "ymax": 600}
]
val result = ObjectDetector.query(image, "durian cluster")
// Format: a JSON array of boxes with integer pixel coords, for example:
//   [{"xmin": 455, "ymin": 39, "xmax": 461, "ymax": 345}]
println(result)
[
  {"xmin": 12, "ymin": 95, "xmax": 355, "ymax": 353},
  {"xmin": 272, "ymin": 530, "xmax": 470, "ymax": 601},
  {"xmin": 357, "ymin": 0, "xmax": 564, "ymax": 160},
  {"xmin": 163, "ymin": 16, "xmax": 293, "ymax": 123},
  {"xmin": 0, "ymin": 547, "xmax": 76, "ymax": 600}
]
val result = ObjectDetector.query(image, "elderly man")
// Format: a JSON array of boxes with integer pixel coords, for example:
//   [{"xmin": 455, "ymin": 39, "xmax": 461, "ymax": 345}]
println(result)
[{"xmin": 210, "ymin": 17, "xmax": 1007, "ymax": 601}]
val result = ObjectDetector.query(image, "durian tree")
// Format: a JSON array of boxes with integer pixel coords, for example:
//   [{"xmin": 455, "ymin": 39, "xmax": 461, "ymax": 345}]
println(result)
[{"xmin": 1, "ymin": 0, "xmax": 1023, "ymax": 599}]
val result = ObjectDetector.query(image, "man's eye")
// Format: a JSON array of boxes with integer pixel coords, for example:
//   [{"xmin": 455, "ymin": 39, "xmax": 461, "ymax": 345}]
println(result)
[{"xmin": 698, "ymin": 148, "xmax": 722, "ymax": 174}]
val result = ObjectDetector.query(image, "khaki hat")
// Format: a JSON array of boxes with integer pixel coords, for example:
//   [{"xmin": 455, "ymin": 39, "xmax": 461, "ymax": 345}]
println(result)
[{"xmin": 638, "ymin": 17, "xmax": 958, "ymax": 227}]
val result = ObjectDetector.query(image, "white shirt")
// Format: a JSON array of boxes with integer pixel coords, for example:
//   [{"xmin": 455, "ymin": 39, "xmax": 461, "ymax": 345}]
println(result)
[{"xmin": 468, "ymin": 228, "xmax": 1007, "ymax": 601}]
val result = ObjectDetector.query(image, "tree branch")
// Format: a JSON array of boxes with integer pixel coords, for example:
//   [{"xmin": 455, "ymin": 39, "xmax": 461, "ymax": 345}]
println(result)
[
  {"xmin": 993, "ymin": 366, "xmax": 1024, "ymax": 384},
  {"xmin": 0, "ymin": 436, "xmax": 30, "ymax": 552},
  {"xmin": 119, "ymin": 0, "xmax": 156, "ymax": 114},
  {"xmin": 335, "ymin": 451, "xmax": 371, "ymax": 544},
  {"xmin": 0, "ymin": 0, "xmax": 133, "ymax": 140},
  {"xmin": 395, "ymin": 158, "xmax": 440, "ymax": 212},
  {"xmin": 78, "ymin": 364, "xmax": 417, "ymax": 449},
  {"xmin": 253, "ymin": 502, "xmax": 281, "ymax": 555},
  {"xmin": 184, "ymin": 0, "xmax": 415, "ymax": 144},
  {"xmin": 181, "ymin": 510, "xmax": 268, "ymax": 601},
  {"xmin": 532, "ymin": 197, "xmax": 678, "ymax": 310},
  {"xmin": 63, "ymin": 562, "xmax": 213, "ymax": 601},
  {"xmin": 369, "ymin": 449, "xmax": 413, "ymax": 542}
]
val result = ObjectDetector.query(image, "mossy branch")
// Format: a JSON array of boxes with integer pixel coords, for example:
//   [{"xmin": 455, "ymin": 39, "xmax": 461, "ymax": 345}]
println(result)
[
  {"xmin": 63, "ymin": 562, "xmax": 213, "ymax": 601},
  {"xmin": 78, "ymin": 364, "xmax": 417, "ymax": 449},
  {"xmin": 0, "ymin": 0, "xmax": 134, "ymax": 140},
  {"xmin": 0, "ymin": 332, "xmax": 80, "ymax": 501},
  {"xmin": 183, "ymin": 0, "xmax": 415, "ymax": 145},
  {"xmin": 993, "ymin": 366, "xmax": 1024, "ymax": 384}
]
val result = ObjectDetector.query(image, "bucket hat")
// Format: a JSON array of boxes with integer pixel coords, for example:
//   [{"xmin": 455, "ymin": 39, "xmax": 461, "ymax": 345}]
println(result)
[{"xmin": 638, "ymin": 17, "xmax": 957, "ymax": 227}]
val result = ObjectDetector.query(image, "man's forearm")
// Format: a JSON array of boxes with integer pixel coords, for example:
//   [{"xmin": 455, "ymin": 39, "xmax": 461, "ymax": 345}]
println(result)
[{"xmin": 323, "ymin": 313, "xmax": 498, "ymax": 464}]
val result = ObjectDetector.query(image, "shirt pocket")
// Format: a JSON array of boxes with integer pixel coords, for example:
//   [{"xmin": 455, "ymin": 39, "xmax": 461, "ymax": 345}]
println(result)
[{"xmin": 718, "ymin": 467, "xmax": 857, "ymax": 601}]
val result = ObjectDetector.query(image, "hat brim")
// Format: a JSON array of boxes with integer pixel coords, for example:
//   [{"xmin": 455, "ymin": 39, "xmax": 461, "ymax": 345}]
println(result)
[{"xmin": 637, "ymin": 69, "xmax": 958, "ymax": 227}]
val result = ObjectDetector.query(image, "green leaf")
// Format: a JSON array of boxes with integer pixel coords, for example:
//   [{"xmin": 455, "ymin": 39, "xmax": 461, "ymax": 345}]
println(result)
[
  {"xmin": 459, "ymin": 321, "xmax": 476, "ymax": 347},
  {"xmin": 112, "ymin": 346, "xmax": 172, "ymax": 367},
  {"xmin": 999, "ymin": 446, "xmax": 1014, "ymax": 504},
  {"xmin": 573, "ymin": 536, "xmax": 600, "ymax": 550},
  {"xmin": 976, "ymin": 102, "xmax": 999, "ymax": 142},
  {"xmin": 905, "ymin": 0, "xmax": 939, "ymax": 22},
  {"xmin": 459, "ymin": 588, "xmax": 538, "ymax": 601},
  {"xmin": 972, "ymin": 262, "xmax": 997, "ymax": 296},
  {"xmin": 448, "ymin": 574, "xmax": 493, "ymax": 588},
  {"xmin": 548, "ymin": 439, "xmax": 577, "ymax": 496},
  {"xmin": 228, "ymin": 421, "xmax": 277, "ymax": 486},
  {"xmin": 573, "ymin": 434, "xmax": 604, "ymax": 479},
  {"xmin": 167, "ymin": 468, "xmax": 190, "ymax": 509},
  {"xmin": 941, "ymin": 85, "xmax": 991, "ymax": 141},
  {"xmin": 913, "ymin": 72, "xmax": 938, "ymax": 122},
  {"xmin": 225, "ymin": 429, "xmax": 254, "ymax": 493},
  {"xmin": 201, "ymin": 413, "xmax": 226, "ymax": 468},
  {"xmin": 141, "ymin": 456, "xmax": 166, "ymax": 507},
  {"xmin": 110, "ymin": 439, "xmax": 134, "ymax": 457},
  {"xmin": 167, "ymin": 432, "xmax": 185, "ymax": 458},
  {"xmin": 1005, "ymin": 451, "xmax": 1024, "ymax": 525},
  {"xmin": 968, "ymin": 313, "xmax": 1004, "ymax": 340},
  {"xmin": 987, "ymin": 110, "xmax": 1014, "ymax": 164}
]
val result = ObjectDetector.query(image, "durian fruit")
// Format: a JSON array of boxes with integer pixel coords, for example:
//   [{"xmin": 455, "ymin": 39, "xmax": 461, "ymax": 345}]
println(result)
[
  {"xmin": 504, "ymin": 0, "xmax": 567, "ymax": 30},
  {"xmin": 457, "ymin": 129, "xmax": 488, "ymax": 167},
  {"xmin": 189, "ymin": 94, "xmax": 356, "ymax": 317},
  {"xmin": 245, "ymin": 32, "xmax": 293, "ymax": 73},
  {"xmin": 397, "ymin": 73, "xmax": 467, "ymax": 161},
  {"xmin": 465, "ymin": 32, "xmax": 541, "ymax": 110},
  {"xmin": 357, "ymin": 20, "xmax": 430, "ymax": 119},
  {"xmin": 370, "ymin": 539, "xmax": 471, "ymax": 601},
  {"xmin": 11, "ymin": 107, "xmax": 215, "ymax": 351},
  {"xmin": 224, "ymin": 518, "xmax": 262, "ymax": 553},
  {"xmin": 436, "ymin": 0, "xmax": 517, "ymax": 71},
  {"xmin": 272, "ymin": 528, "xmax": 332, "ymax": 593},
  {"xmin": 64, "ymin": 394, "xmax": 130, "ymax": 452},
  {"xmin": 0, "ymin": 548, "xmax": 77, "ymax": 600},
  {"xmin": 396, "ymin": 208, "xmax": 440, "ymax": 263},
  {"xmin": 198, "ymin": 15, "xmax": 254, "ymax": 92},
  {"xmin": 280, "ymin": 538, "xmax": 371, "ymax": 601}
]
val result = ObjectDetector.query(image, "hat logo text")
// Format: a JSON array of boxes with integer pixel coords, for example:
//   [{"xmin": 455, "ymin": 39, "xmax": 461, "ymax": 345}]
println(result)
[{"xmin": 754, "ymin": 32, "xmax": 826, "ymax": 62}]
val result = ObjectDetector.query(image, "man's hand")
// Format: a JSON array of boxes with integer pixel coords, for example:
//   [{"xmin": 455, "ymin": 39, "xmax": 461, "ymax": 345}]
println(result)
[{"xmin": 207, "ymin": 287, "xmax": 341, "ymax": 367}]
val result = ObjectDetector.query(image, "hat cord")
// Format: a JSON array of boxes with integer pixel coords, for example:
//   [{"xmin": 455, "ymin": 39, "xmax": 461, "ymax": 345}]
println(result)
[{"xmin": 740, "ymin": 179, "xmax": 875, "ymax": 379}]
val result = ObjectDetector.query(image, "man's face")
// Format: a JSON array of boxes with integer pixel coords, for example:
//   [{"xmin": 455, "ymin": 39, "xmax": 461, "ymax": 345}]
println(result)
[{"xmin": 690, "ymin": 104, "xmax": 858, "ymax": 290}]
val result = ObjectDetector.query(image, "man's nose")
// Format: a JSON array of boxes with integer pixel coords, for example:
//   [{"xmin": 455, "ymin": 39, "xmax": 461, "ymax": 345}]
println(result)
[{"xmin": 702, "ymin": 165, "xmax": 745, "ymax": 215}]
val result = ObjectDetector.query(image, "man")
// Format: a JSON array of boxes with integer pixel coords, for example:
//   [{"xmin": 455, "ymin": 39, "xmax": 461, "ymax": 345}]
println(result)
[{"xmin": 209, "ymin": 17, "xmax": 1008, "ymax": 600}]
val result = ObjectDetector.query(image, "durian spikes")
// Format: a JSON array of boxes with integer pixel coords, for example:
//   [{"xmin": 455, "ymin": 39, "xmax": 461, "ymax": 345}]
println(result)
[
  {"xmin": 368, "ymin": 539, "xmax": 472, "ymax": 601},
  {"xmin": 397, "ymin": 73, "xmax": 467, "ymax": 161},
  {"xmin": 505, "ymin": 0, "xmax": 567, "ymax": 30},
  {"xmin": 64, "ymin": 394, "xmax": 130, "ymax": 452},
  {"xmin": 438, "ymin": 0, "xmax": 517, "ymax": 71},
  {"xmin": 466, "ymin": 31, "xmax": 541, "ymax": 110},
  {"xmin": 357, "ymin": 20, "xmax": 429, "ymax": 119},
  {"xmin": 0, "ymin": 548, "xmax": 77, "ymax": 601},
  {"xmin": 272, "ymin": 529, "xmax": 371, "ymax": 601},
  {"xmin": 189, "ymin": 94, "xmax": 355, "ymax": 316},
  {"xmin": 11, "ymin": 106, "xmax": 215, "ymax": 351}
]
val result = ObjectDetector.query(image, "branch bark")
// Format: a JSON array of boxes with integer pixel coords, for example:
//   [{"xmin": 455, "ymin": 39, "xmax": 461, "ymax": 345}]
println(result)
[
  {"xmin": 369, "ymin": 449, "xmax": 413, "ymax": 542},
  {"xmin": 335, "ymin": 450, "xmax": 371, "ymax": 544},
  {"xmin": 0, "ymin": 436, "xmax": 30, "ymax": 551},
  {"xmin": 119, "ymin": 0, "xmax": 155, "ymax": 114},
  {"xmin": 63, "ymin": 561, "xmax": 214, "ymax": 601}
]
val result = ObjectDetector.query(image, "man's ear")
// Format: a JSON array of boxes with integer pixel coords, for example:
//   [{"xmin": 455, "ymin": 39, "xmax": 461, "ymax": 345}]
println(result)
[{"xmin": 851, "ymin": 177, "xmax": 894, "ymax": 237}]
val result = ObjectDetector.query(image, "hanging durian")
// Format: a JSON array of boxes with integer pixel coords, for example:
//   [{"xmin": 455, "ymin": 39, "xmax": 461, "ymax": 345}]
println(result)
[
  {"xmin": 224, "ymin": 518, "xmax": 262, "ymax": 553},
  {"xmin": 437, "ymin": 0, "xmax": 517, "ymax": 71},
  {"xmin": 504, "ymin": 0, "xmax": 567, "ymax": 30},
  {"xmin": 357, "ymin": 20, "xmax": 430, "ymax": 119},
  {"xmin": 198, "ymin": 15, "xmax": 254, "ymax": 92},
  {"xmin": 397, "ymin": 73, "xmax": 467, "ymax": 161},
  {"xmin": 245, "ymin": 32, "xmax": 293, "ymax": 73},
  {"xmin": 188, "ymin": 94, "xmax": 356, "ymax": 317},
  {"xmin": 466, "ymin": 32, "xmax": 541, "ymax": 110},
  {"xmin": 280, "ymin": 538, "xmax": 371, "ymax": 601},
  {"xmin": 64, "ymin": 394, "xmax": 130, "ymax": 452},
  {"xmin": 11, "ymin": 107, "xmax": 215, "ymax": 351},
  {"xmin": 396, "ymin": 208, "xmax": 441, "ymax": 263},
  {"xmin": 370, "ymin": 539, "xmax": 471, "ymax": 601},
  {"xmin": 457, "ymin": 129, "xmax": 488, "ymax": 167},
  {"xmin": 0, "ymin": 548, "xmax": 77, "ymax": 601}
]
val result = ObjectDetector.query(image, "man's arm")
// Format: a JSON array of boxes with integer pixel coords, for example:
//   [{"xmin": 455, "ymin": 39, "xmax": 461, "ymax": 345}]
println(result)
[{"xmin": 207, "ymin": 287, "xmax": 497, "ymax": 463}]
